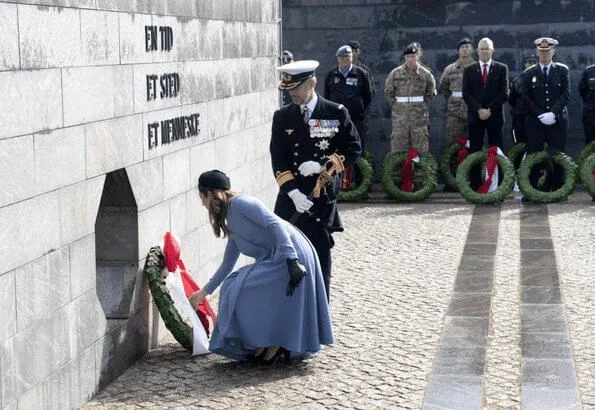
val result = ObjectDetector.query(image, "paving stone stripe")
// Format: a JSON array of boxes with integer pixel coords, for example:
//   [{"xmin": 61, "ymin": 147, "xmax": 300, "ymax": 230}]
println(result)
[
  {"xmin": 482, "ymin": 205, "xmax": 522, "ymax": 408},
  {"xmin": 519, "ymin": 205, "xmax": 581, "ymax": 409},
  {"xmin": 423, "ymin": 206, "xmax": 501, "ymax": 409}
]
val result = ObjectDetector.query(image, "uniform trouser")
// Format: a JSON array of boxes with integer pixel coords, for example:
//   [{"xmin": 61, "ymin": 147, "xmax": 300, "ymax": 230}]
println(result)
[
  {"xmin": 353, "ymin": 119, "xmax": 365, "ymax": 153},
  {"xmin": 391, "ymin": 123, "xmax": 430, "ymax": 153},
  {"xmin": 525, "ymin": 116, "xmax": 566, "ymax": 189},
  {"xmin": 584, "ymin": 122, "xmax": 594, "ymax": 145},
  {"xmin": 468, "ymin": 119, "xmax": 503, "ymax": 189},
  {"xmin": 295, "ymin": 218, "xmax": 333, "ymax": 301},
  {"xmin": 512, "ymin": 114, "xmax": 527, "ymax": 144},
  {"xmin": 445, "ymin": 115, "xmax": 468, "ymax": 144}
]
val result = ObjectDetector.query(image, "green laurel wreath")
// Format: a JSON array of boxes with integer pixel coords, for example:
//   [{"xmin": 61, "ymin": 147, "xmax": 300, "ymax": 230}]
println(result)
[
  {"xmin": 575, "ymin": 141, "xmax": 595, "ymax": 171},
  {"xmin": 579, "ymin": 153, "xmax": 595, "ymax": 198},
  {"xmin": 381, "ymin": 152, "xmax": 438, "ymax": 201},
  {"xmin": 507, "ymin": 142, "xmax": 527, "ymax": 169},
  {"xmin": 338, "ymin": 156, "xmax": 374, "ymax": 202},
  {"xmin": 517, "ymin": 152, "xmax": 578, "ymax": 203},
  {"xmin": 144, "ymin": 246, "xmax": 193, "ymax": 350},
  {"xmin": 456, "ymin": 151, "xmax": 515, "ymax": 204},
  {"xmin": 438, "ymin": 142, "xmax": 465, "ymax": 191}
]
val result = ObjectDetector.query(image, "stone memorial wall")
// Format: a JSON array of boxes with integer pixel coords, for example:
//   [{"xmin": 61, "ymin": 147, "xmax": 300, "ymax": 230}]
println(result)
[
  {"xmin": 0, "ymin": 1, "xmax": 280, "ymax": 407},
  {"xmin": 282, "ymin": 0, "xmax": 594, "ymax": 175}
]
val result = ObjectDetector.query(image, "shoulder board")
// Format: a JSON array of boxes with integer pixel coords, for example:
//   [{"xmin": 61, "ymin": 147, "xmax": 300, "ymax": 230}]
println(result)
[
  {"xmin": 555, "ymin": 62, "xmax": 569, "ymax": 69},
  {"xmin": 524, "ymin": 64, "xmax": 536, "ymax": 72},
  {"xmin": 587, "ymin": 64, "xmax": 595, "ymax": 69},
  {"xmin": 337, "ymin": 104, "xmax": 345, "ymax": 110}
]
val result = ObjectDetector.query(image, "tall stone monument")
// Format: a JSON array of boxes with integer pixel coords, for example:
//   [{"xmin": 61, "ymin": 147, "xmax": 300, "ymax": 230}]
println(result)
[{"xmin": 0, "ymin": 1, "xmax": 280, "ymax": 407}]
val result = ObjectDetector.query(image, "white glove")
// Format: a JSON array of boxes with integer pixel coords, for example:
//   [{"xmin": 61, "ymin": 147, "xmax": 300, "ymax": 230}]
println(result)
[
  {"xmin": 287, "ymin": 189, "xmax": 313, "ymax": 213},
  {"xmin": 298, "ymin": 161, "xmax": 322, "ymax": 177},
  {"xmin": 538, "ymin": 112, "xmax": 556, "ymax": 125}
]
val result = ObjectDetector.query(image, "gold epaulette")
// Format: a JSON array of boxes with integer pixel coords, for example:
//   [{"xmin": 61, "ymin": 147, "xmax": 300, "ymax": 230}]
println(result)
[{"xmin": 275, "ymin": 170, "xmax": 294, "ymax": 188}]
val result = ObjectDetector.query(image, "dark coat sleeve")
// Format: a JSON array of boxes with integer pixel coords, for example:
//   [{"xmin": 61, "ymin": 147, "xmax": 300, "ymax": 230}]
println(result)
[
  {"xmin": 550, "ymin": 65, "xmax": 570, "ymax": 118},
  {"xmin": 462, "ymin": 65, "xmax": 480, "ymax": 112},
  {"xmin": 269, "ymin": 110, "xmax": 299, "ymax": 194},
  {"xmin": 486, "ymin": 63, "xmax": 509, "ymax": 110},
  {"xmin": 336, "ymin": 105, "xmax": 362, "ymax": 166},
  {"xmin": 521, "ymin": 69, "xmax": 541, "ymax": 118}
]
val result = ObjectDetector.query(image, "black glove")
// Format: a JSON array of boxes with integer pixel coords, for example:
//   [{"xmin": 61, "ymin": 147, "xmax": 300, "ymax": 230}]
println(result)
[{"xmin": 286, "ymin": 258, "xmax": 308, "ymax": 296}]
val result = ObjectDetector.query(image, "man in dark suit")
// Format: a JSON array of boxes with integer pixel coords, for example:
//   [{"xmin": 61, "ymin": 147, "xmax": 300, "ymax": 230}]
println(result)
[
  {"xmin": 463, "ymin": 37, "xmax": 509, "ymax": 188},
  {"xmin": 520, "ymin": 37, "xmax": 570, "ymax": 195},
  {"xmin": 271, "ymin": 60, "xmax": 362, "ymax": 300}
]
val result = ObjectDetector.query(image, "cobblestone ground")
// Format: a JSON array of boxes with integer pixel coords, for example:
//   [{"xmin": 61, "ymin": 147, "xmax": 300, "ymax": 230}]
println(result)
[
  {"xmin": 84, "ymin": 197, "xmax": 474, "ymax": 409},
  {"xmin": 82, "ymin": 191, "xmax": 593, "ymax": 409},
  {"xmin": 549, "ymin": 200, "xmax": 595, "ymax": 408}
]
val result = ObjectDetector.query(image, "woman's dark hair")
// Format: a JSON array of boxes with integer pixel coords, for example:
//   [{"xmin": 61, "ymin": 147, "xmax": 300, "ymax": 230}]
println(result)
[{"xmin": 202, "ymin": 189, "xmax": 235, "ymax": 238}]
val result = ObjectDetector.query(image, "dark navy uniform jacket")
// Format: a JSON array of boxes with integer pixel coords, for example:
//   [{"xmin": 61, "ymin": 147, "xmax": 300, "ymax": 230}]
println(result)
[
  {"xmin": 520, "ymin": 62, "xmax": 570, "ymax": 126},
  {"xmin": 270, "ymin": 96, "xmax": 361, "ymax": 234},
  {"xmin": 579, "ymin": 64, "xmax": 595, "ymax": 125},
  {"xmin": 324, "ymin": 66, "xmax": 372, "ymax": 121}
]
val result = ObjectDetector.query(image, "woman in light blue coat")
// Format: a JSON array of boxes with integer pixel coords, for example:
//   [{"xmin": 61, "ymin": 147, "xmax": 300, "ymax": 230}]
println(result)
[{"xmin": 189, "ymin": 170, "xmax": 333, "ymax": 363}]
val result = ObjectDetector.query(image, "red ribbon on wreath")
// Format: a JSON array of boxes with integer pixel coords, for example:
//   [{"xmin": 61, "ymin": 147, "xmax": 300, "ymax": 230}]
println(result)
[
  {"xmin": 163, "ymin": 232, "xmax": 216, "ymax": 336},
  {"xmin": 456, "ymin": 138, "xmax": 469, "ymax": 165},
  {"xmin": 401, "ymin": 147, "xmax": 420, "ymax": 192},
  {"xmin": 340, "ymin": 165, "xmax": 352, "ymax": 190},
  {"xmin": 477, "ymin": 146, "xmax": 499, "ymax": 194}
]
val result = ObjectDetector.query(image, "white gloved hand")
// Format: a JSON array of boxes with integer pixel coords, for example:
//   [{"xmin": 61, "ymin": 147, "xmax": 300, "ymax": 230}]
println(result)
[
  {"xmin": 298, "ymin": 161, "xmax": 323, "ymax": 177},
  {"xmin": 287, "ymin": 189, "xmax": 313, "ymax": 213},
  {"xmin": 538, "ymin": 112, "xmax": 556, "ymax": 125}
]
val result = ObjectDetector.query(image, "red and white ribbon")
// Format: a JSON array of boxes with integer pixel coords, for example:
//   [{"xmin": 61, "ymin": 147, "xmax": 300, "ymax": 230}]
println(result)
[
  {"xmin": 477, "ymin": 146, "xmax": 504, "ymax": 193},
  {"xmin": 456, "ymin": 138, "xmax": 470, "ymax": 165},
  {"xmin": 401, "ymin": 147, "xmax": 420, "ymax": 192}
]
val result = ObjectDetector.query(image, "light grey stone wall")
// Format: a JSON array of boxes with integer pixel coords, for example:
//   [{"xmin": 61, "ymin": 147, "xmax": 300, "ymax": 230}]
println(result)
[{"xmin": 0, "ymin": 0, "xmax": 281, "ymax": 407}]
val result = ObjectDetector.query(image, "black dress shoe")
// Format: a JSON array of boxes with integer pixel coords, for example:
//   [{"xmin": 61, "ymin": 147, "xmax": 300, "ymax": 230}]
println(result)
[{"xmin": 263, "ymin": 347, "xmax": 291, "ymax": 365}]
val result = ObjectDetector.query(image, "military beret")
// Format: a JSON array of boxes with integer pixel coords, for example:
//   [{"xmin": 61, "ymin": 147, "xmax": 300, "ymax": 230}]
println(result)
[
  {"xmin": 402, "ymin": 44, "xmax": 419, "ymax": 56},
  {"xmin": 457, "ymin": 37, "xmax": 472, "ymax": 49},
  {"xmin": 535, "ymin": 37, "xmax": 558, "ymax": 50},
  {"xmin": 336, "ymin": 45, "xmax": 353, "ymax": 57},
  {"xmin": 347, "ymin": 40, "xmax": 360, "ymax": 50},
  {"xmin": 276, "ymin": 60, "xmax": 320, "ymax": 90},
  {"xmin": 198, "ymin": 170, "xmax": 231, "ymax": 192}
]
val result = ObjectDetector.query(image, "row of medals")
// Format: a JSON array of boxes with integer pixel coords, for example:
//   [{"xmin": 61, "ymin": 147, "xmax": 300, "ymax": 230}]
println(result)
[{"xmin": 308, "ymin": 119, "xmax": 340, "ymax": 139}]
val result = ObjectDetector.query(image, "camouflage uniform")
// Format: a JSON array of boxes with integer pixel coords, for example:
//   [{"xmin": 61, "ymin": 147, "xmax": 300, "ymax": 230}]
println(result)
[
  {"xmin": 439, "ymin": 59, "xmax": 474, "ymax": 143},
  {"xmin": 384, "ymin": 64, "xmax": 436, "ymax": 152}
]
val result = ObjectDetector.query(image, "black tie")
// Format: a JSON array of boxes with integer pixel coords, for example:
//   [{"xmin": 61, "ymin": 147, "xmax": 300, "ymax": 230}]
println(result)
[{"xmin": 542, "ymin": 66, "xmax": 548, "ymax": 78}]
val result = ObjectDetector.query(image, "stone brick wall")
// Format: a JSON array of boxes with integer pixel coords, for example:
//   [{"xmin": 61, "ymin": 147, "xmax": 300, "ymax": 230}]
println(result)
[
  {"xmin": 282, "ymin": 0, "xmax": 594, "ymax": 173},
  {"xmin": 0, "ymin": 1, "xmax": 280, "ymax": 407}
]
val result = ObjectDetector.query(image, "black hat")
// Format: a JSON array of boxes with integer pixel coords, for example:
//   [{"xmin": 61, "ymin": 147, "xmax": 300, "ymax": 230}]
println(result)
[
  {"xmin": 457, "ymin": 37, "xmax": 472, "ymax": 49},
  {"xmin": 523, "ymin": 54, "xmax": 537, "ymax": 64},
  {"xmin": 347, "ymin": 40, "xmax": 360, "ymax": 50},
  {"xmin": 402, "ymin": 44, "xmax": 419, "ymax": 56},
  {"xmin": 198, "ymin": 170, "xmax": 231, "ymax": 192},
  {"xmin": 281, "ymin": 50, "xmax": 294, "ymax": 64}
]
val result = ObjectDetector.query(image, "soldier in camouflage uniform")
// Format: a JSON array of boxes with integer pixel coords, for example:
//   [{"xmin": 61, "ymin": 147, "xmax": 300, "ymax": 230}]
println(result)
[
  {"xmin": 384, "ymin": 43, "xmax": 437, "ymax": 153},
  {"xmin": 439, "ymin": 38, "xmax": 475, "ymax": 143}
]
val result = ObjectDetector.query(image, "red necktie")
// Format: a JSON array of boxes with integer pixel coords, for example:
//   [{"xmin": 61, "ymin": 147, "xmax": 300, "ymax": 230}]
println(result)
[{"xmin": 482, "ymin": 64, "xmax": 488, "ymax": 86}]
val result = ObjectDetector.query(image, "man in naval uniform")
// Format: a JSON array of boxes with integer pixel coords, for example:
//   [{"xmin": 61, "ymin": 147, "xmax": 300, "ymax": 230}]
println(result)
[
  {"xmin": 270, "ymin": 60, "xmax": 362, "ymax": 300},
  {"xmin": 520, "ymin": 37, "xmax": 570, "ymax": 195}
]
